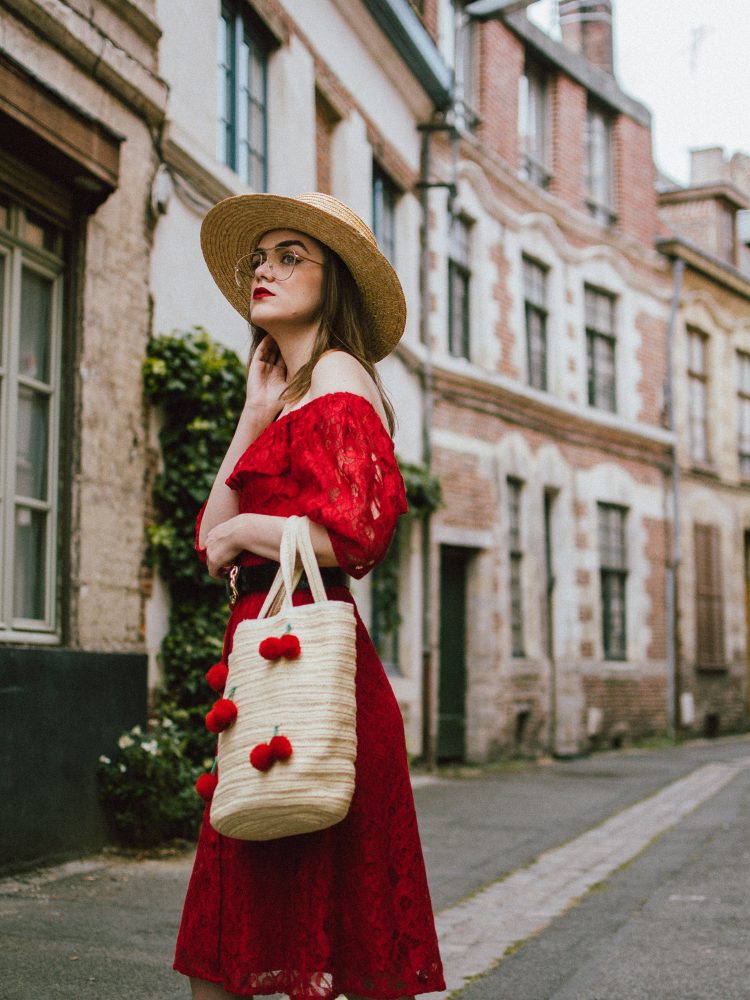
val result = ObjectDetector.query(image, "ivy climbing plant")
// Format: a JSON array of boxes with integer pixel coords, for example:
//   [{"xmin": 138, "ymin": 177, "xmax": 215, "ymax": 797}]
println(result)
[{"xmin": 143, "ymin": 327, "xmax": 248, "ymax": 765}]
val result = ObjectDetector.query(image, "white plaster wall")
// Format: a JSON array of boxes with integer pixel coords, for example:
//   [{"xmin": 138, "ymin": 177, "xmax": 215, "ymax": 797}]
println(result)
[
  {"xmin": 330, "ymin": 112, "xmax": 372, "ymax": 224},
  {"xmin": 282, "ymin": 0, "xmax": 427, "ymax": 171},
  {"xmin": 267, "ymin": 34, "xmax": 317, "ymax": 195},
  {"xmin": 151, "ymin": 194, "xmax": 250, "ymax": 355},
  {"xmin": 156, "ymin": 0, "xmax": 219, "ymax": 160}
]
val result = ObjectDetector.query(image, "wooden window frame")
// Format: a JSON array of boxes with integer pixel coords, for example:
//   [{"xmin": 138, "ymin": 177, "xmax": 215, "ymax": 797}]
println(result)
[
  {"xmin": 687, "ymin": 326, "xmax": 710, "ymax": 466},
  {"xmin": 585, "ymin": 285, "xmax": 617, "ymax": 413},
  {"xmin": 519, "ymin": 60, "xmax": 551, "ymax": 189},
  {"xmin": 694, "ymin": 522, "xmax": 726, "ymax": 670},
  {"xmin": 508, "ymin": 477, "xmax": 525, "ymax": 657},
  {"xmin": 737, "ymin": 350, "xmax": 750, "ymax": 479},
  {"xmin": 523, "ymin": 255, "xmax": 548, "ymax": 390},
  {"xmin": 448, "ymin": 215, "xmax": 472, "ymax": 360},
  {"xmin": 585, "ymin": 101, "xmax": 616, "ymax": 226},
  {"xmin": 219, "ymin": 1, "xmax": 271, "ymax": 191},
  {"xmin": 0, "ymin": 196, "xmax": 65, "ymax": 641},
  {"xmin": 598, "ymin": 503, "xmax": 627, "ymax": 661},
  {"xmin": 372, "ymin": 164, "xmax": 398, "ymax": 265}
]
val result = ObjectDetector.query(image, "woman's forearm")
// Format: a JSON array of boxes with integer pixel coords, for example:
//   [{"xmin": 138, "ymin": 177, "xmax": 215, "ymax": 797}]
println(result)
[
  {"xmin": 198, "ymin": 404, "xmax": 273, "ymax": 547},
  {"xmin": 231, "ymin": 513, "xmax": 338, "ymax": 566},
  {"xmin": 203, "ymin": 510, "xmax": 339, "ymax": 577}
]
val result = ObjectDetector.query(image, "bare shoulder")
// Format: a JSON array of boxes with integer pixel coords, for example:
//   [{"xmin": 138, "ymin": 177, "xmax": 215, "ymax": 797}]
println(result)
[{"xmin": 310, "ymin": 351, "xmax": 388, "ymax": 429}]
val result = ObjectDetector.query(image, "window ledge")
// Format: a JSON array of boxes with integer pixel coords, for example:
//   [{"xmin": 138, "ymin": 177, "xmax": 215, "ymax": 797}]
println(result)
[
  {"xmin": 690, "ymin": 461, "xmax": 720, "ymax": 479},
  {"xmin": 695, "ymin": 662, "xmax": 728, "ymax": 673}
]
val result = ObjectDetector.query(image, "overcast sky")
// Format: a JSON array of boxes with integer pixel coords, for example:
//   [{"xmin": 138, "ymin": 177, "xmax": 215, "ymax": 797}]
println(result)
[{"xmin": 526, "ymin": 0, "xmax": 750, "ymax": 185}]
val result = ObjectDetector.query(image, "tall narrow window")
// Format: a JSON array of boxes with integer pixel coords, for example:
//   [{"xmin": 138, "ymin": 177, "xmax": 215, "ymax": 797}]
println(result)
[
  {"xmin": 543, "ymin": 489, "xmax": 556, "ymax": 660},
  {"xmin": 585, "ymin": 285, "xmax": 616, "ymax": 412},
  {"xmin": 371, "ymin": 522, "xmax": 403, "ymax": 676},
  {"xmin": 694, "ymin": 523, "xmax": 725, "ymax": 669},
  {"xmin": 523, "ymin": 256, "xmax": 548, "ymax": 390},
  {"xmin": 519, "ymin": 61, "xmax": 550, "ymax": 188},
  {"xmin": 585, "ymin": 102, "xmax": 615, "ymax": 226},
  {"xmin": 737, "ymin": 351, "xmax": 750, "ymax": 478},
  {"xmin": 687, "ymin": 327, "xmax": 709, "ymax": 464},
  {"xmin": 598, "ymin": 503, "xmax": 627, "ymax": 660},
  {"xmin": 218, "ymin": 2, "xmax": 270, "ymax": 190},
  {"xmin": 448, "ymin": 215, "xmax": 471, "ymax": 359},
  {"xmin": 0, "ymin": 199, "xmax": 64, "ymax": 637},
  {"xmin": 508, "ymin": 478, "xmax": 525, "ymax": 657},
  {"xmin": 372, "ymin": 164, "xmax": 398, "ymax": 264}
]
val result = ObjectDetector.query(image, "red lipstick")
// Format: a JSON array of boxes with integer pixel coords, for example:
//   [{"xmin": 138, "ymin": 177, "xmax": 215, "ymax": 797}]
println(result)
[{"xmin": 253, "ymin": 287, "xmax": 274, "ymax": 300}]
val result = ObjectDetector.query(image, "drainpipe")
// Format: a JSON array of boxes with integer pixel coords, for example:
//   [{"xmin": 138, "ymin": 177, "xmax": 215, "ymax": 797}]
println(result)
[
  {"xmin": 664, "ymin": 256, "xmax": 685, "ymax": 735},
  {"xmin": 418, "ymin": 124, "xmax": 436, "ymax": 770},
  {"xmin": 416, "ymin": 119, "xmax": 458, "ymax": 771}
]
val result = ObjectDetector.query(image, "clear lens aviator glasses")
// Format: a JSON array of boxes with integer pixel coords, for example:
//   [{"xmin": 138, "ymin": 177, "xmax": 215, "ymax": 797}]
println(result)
[{"xmin": 234, "ymin": 247, "xmax": 323, "ymax": 289}]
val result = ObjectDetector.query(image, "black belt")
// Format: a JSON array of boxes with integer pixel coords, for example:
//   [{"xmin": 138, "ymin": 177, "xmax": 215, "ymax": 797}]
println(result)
[{"xmin": 227, "ymin": 563, "xmax": 348, "ymax": 605}]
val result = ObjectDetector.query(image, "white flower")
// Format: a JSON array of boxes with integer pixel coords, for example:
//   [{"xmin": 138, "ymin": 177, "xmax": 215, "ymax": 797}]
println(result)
[
  {"xmin": 131, "ymin": 725, "xmax": 143, "ymax": 737},
  {"xmin": 161, "ymin": 718, "xmax": 174, "ymax": 729},
  {"xmin": 141, "ymin": 739, "xmax": 159, "ymax": 756},
  {"xmin": 98, "ymin": 755, "xmax": 111, "ymax": 765},
  {"xmin": 118, "ymin": 763, "xmax": 127, "ymax": 773},
  {"xmin": 118, "ymin": 734, "xmax": 135, "ymax": 749}
]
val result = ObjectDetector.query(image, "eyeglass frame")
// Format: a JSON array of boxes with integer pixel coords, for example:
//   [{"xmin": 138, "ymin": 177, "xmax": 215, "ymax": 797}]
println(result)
[{"xmin": 234, "ymin": 245, "xmax": 325, "ymax": 286}]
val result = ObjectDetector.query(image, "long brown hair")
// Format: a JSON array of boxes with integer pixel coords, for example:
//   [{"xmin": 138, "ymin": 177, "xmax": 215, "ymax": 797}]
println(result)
[{"xmin": 248, "ymin": 246, "xmax": 397, "ymax": 436}]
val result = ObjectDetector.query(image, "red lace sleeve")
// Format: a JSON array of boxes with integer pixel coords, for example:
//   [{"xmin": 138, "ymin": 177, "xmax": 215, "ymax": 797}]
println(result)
[
  {"xmin": 195, "ymin": 501, "xmax": 208, "ymax": 565},
  {"xmin": 294, "ymin": 392, "xmax": 408, "ymax": 578}
]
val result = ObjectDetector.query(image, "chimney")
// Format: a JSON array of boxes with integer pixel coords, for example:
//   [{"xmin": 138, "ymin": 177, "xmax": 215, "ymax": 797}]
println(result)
[{"xmin": 558, "ymin": 0, "xmax": 614, "ymax": 74}]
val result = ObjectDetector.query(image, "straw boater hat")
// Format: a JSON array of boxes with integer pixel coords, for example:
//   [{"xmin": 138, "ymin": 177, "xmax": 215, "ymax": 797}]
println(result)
[{"xmin": 200, "ymin": 192, "xmax": 406, "ymax": 363}]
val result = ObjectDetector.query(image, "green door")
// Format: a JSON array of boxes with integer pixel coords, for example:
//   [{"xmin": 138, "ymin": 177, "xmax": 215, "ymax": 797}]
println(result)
[{"xmin": 438, "ymin": 546, "xmax": 469, "ymax": 761}]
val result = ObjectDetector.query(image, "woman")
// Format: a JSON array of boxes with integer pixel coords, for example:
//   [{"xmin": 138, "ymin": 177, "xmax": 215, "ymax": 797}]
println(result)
[{"xmin": 174, "ymin": 193, "xmax": 445, "ymax": 1000}]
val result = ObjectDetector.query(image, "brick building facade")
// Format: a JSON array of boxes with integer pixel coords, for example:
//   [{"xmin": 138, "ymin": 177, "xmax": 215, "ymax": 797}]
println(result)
[{"xmin": 658, "ymin": 147, "xmax": 750, "ymax": 737}]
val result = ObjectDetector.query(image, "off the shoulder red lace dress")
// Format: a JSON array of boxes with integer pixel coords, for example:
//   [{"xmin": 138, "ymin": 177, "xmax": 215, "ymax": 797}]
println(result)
[{"xmin": 173, "ymin": 392, "xmax": 445, "ymax": 1000}]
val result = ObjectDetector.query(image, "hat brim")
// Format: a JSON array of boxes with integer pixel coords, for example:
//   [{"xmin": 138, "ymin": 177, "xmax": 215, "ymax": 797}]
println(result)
[{"xmin": 200, "ymin": 194, "xmax": 406, "ymax": 363}]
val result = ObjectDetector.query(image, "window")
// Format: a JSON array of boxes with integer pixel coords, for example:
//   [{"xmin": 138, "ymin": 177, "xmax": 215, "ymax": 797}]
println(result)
[
  {"xmin": 448, "ymin": 215, "xmax": 471, "ymax": 359},
  {"xmin": 218, "ymin": 1, "xmax": 271, "ymax": 190},
  {"xmin": 315, "ymin": 91, "xmax": 337, "ymax": 195},
  {"xmin": 687, "ymin": 328, "xmax": 709, "ymax": 464},
  {"xmin": 598, "ymin": 503, "xmax": 627, "ymax": 660},
  {"xmin": 508, "ymin": 478, "xmax": 524, "ymax": 657},
  {"xmin": 694, "ymin": 523, "xmax": 725, "ymax": 668},
  {"xmin": 519, "ymin": 62, "xmax": 551, "ymax": 188},
  {"xmin": 737, "ymin": 351, "xmax": 750, "ymax": 478},
  {"xmin": 523, "ymin": 256, "xmax": 548, "ymax": 390},
  {"xmin": 585, "ymin": 285, "xmax": 616, "ymax": 412},
  {"xmin": 372, "ymin": 164, "xmax": 398, "ymax": 264},
  {"xmin": 0, "ymin": 198, "xmax": 64, "ymax": 637},
  {"xmin": 585, "ymin": 102, "xmax": 615, "ymax": 225},
  {"xmin": 371, "ymin": 523, "xmax": 403, "ymax": 676}
]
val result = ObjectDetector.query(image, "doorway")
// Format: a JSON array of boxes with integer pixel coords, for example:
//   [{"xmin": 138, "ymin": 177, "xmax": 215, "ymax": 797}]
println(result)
[{"xmin": 438, "ymin": 545, "xmax": 472, "ymax": 761}]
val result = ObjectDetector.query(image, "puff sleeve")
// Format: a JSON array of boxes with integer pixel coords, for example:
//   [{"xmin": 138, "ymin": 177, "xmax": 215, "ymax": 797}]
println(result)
[{"xmin": 293, "ymin": 393, "xmax": 408, "ymax": 578}]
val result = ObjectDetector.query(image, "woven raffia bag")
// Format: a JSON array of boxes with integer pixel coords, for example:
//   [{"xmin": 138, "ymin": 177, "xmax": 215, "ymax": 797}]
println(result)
[{"xmin": 210, "ymin": 515, "xmax": 357, "ymax": 840}]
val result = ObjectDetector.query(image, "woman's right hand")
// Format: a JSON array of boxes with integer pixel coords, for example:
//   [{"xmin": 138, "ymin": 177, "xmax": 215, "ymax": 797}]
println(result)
[{"xmin": 246, "ymin": 334, "xmax": 287, "ymax": 421}]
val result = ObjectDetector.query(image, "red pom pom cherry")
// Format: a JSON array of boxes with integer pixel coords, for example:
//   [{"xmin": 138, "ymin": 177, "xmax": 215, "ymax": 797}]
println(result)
[
  {"xmin": 278, "ymin": 634, "xmax": 301, "ymax": 659},
  {"xmin": 205, "ymin": 709, "xmax": 222, "ymax": 733},
  {"xmin": 209, "ymin": 698, "xmax": 238, "ymax": 730},
  {"xmin": 269, "ymin": 734, "xmax": 293, "ymax": 761},
  {"xmin": 195, "ymin": 772, "xmax": 218, "ymax": 801},
  {"xmin": 259, "ymin": 636, "xmax": 282, "ymax": 660},
  {"xmin": 206, "ymin": 662, "xmax": 228, "ymax": 692},
  {"xmin": 250, "ymin": 742, "xmax": 274, "ymax": 771}
]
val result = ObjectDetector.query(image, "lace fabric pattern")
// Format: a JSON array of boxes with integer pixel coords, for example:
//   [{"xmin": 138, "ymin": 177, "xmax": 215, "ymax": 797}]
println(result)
[{"xmin": 176, "ymin": 393, "xmax": 444, "ymax": 999}]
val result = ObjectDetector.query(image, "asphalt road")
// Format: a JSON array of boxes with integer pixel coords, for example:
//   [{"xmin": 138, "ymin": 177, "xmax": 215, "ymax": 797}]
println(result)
[{"xmin": 2, "ymin": 734, "xmax": 749, "ymax": 1000}]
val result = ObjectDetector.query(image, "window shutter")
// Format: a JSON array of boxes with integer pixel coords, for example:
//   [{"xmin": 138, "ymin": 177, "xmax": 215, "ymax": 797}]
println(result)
[{"xmin": 694, "ymin": 523, "xmax": 726, "ymax": 668}]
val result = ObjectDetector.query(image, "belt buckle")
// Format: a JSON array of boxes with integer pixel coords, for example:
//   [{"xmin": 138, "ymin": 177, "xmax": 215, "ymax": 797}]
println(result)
[{"xmin": 227, "ymin": 564, "xmax": 240, "ymax": 607}]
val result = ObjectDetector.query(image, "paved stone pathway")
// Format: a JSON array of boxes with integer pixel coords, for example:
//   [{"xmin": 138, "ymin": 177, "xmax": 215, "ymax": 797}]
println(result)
[{"xmin": 423, "ymin": 755, "xmax": 750, "ymax": 999}]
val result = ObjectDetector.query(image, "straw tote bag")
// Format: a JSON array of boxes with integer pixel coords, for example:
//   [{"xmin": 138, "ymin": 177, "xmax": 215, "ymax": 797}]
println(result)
[{"xmin": 210, "ymin": 515, "xmax": 357, "ymax": 840}]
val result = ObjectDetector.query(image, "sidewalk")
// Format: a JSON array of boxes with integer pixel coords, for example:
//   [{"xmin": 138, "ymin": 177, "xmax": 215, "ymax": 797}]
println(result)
[{"xmin": 2, "ymin": 735, "xmax": 749, "ymax": 1000}]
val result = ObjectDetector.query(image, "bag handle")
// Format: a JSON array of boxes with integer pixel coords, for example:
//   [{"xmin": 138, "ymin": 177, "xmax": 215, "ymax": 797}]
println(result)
[{"xmin": 257, "ymin": 516, "xmax": 329, "ymax": 619}]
